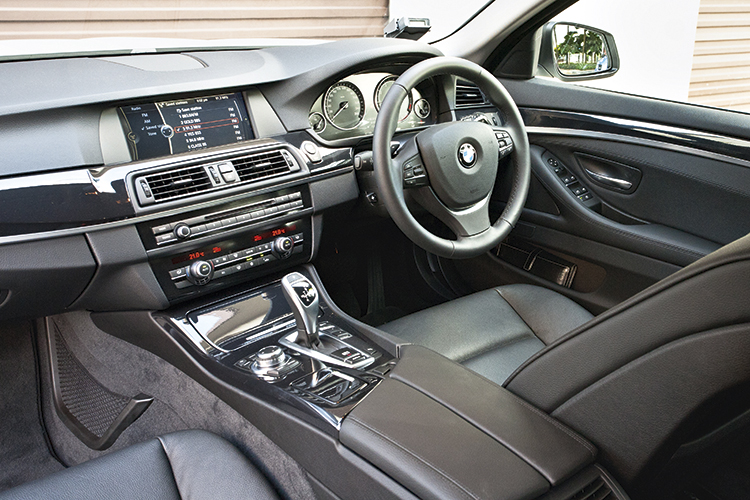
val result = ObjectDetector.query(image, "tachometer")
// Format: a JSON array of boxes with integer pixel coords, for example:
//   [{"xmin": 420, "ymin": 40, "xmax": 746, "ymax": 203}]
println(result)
[
  {"xmin": 374, "ymin": 75, "xmax": 413, "ymax": 121},
  {"xmin": 324, "ymin": 81, "xmax": 365, "ymax": 130}
]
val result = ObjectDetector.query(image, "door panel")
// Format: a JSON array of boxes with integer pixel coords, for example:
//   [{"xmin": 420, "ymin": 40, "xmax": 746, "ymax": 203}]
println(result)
[
  {"xmin": 525, "ymin": 114, "xmax": 750, "ymax": 246},
  {"xmin": 461, "ymin": 77, "xmax": 750, "ymax": 310}
]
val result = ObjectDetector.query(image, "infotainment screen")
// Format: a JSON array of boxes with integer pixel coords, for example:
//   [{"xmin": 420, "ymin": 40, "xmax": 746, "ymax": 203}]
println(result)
[{"xmin": 119, "ymin": 92, "xmax": 253, "ymax": 160}]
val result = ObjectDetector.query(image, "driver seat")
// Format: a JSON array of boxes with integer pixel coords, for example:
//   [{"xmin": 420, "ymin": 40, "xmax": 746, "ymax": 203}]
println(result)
[{"xmin": 381, "ymin": 283, "xmax": 593, "ymax": 385}]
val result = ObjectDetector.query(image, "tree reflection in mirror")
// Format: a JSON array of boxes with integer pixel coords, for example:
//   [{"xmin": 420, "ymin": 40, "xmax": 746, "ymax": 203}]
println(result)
[{"xmin": 553, "ymin": 24, "xmax": 610, "ymax": 76}]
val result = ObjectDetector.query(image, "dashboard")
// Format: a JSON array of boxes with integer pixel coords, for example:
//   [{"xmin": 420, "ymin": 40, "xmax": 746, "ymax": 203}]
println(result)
[{"xmin": 0, "ymin": 37, "xmax": 457, "ymax": 321}]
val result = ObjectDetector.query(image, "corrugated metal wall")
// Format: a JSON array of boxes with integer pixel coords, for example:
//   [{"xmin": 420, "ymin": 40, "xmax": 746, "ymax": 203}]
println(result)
[
  {"xmin": 0, "ymin": 0, "xmax": 388, "ymax": 40},
  {"xmin": 689, "ymin": 0, "xmax": 750, "ymax": 112}
]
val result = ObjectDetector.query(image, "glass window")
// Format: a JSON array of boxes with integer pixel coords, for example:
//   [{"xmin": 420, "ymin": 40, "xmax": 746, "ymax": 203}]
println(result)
[{"xmin": 552, "ymin": 0, "xmax": 750, "ymax": 114}]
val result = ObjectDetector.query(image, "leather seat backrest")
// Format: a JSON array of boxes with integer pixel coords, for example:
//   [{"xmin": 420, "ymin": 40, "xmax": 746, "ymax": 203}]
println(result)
[{"xmin": 504, "ymin": 232, "xmax": 750, "ymax": 494}]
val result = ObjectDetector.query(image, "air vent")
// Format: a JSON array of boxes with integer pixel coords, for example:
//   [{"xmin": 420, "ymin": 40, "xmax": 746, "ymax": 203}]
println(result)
[
  {"xmin": 142, "ymin": 165, "xmax": 212, "ymax": 202},
  {"xmin": 455, "ymin": 82, "xmax": 488, "ymax": 107},
  {"xmin": 134, "ymin": 147, "xmax": 300, "ymax": 206},
  {"xmin": 569, "ymin": 476, "xmax": 615, "ymax": 500},
  {"xmin": 233, "ymin": 149, "xmax": 297, "ymax": 182}
]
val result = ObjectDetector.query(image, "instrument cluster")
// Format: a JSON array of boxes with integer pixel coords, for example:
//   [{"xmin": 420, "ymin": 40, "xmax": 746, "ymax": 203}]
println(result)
[{"xmin": 308, "ymin": 72, "xmax": 437, "ymax": 142}]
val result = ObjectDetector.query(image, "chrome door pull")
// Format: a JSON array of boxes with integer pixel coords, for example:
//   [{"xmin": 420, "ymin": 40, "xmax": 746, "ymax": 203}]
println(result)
[{"xmin": 584, "ymin": 168, "xmax": 633, "ymax": 190}]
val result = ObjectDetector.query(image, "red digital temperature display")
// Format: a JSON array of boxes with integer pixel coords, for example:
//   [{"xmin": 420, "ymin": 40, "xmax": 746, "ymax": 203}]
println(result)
[
  {"xmin": 171, "ymin": 249, "xmax": 216, "ymax": 265},
  {"xmin": 169, "ymin": 224, "xmax": 297, "ymax": 266},
  {"xmin": 253, "ymin": 225, "xmax": 297, "ymax": 242}
]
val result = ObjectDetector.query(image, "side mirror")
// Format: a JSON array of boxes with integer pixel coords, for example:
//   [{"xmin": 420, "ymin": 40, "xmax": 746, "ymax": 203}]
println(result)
[{"xmin": 538, "ymin": 22, "xmax": 619, "ymax": 81}]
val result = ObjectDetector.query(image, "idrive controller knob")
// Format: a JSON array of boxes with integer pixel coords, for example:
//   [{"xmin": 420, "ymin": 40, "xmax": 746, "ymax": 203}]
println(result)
[
  {"xmin": 255, "ymin": 345, "xmax": 286, "ymax": 368},
  {"xmin": 186, "ymin": 260, "xmax": 214, "ymax": 286}
]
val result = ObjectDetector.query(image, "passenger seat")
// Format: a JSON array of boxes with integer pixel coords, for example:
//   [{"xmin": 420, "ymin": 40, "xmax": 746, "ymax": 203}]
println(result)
[{"xmin": 0, "ymin": 430, "xmax": 280, "ymax": 500}]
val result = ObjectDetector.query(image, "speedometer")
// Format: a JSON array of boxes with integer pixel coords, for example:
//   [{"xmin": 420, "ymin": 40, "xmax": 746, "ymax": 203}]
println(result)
[
  {"xmin": 324, "ymin": 81, "xmax": 365, "ymax": 130},
  {"xmin": 374, "ymin": 76, "xmax": 413, "ymax": 121}
]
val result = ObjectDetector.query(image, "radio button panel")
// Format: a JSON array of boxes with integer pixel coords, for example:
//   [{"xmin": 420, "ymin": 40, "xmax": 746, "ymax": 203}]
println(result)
[{"xmin": 150, "ymin": 191, "xmax": 304, "ymax": 246}]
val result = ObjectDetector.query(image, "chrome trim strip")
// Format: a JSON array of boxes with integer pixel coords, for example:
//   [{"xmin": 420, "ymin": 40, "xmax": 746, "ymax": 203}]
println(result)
[
  {"xmin": 126, "ymin": 140, "xmax": 308, "ymax": 213},
  {"xmin": 522, "ymin": 108, "xmax": 750, "ymax": 170},
  {"xmin": 278, "ymin": 332, "xmax": 375, "ymax": 370},
  {"xmin": 0, "ymin": 166, "xmax": 351, "ymax": 247},
  {"xmin": 526, "ymin": 126, "xmax": 750, "ymax": 170}
]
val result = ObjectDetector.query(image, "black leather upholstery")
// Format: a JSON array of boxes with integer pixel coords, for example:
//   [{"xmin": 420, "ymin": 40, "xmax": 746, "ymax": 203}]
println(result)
[
  {"xmin": 389, "ymin": 345, "xmax": 596, "ymax": 486},
  {"xmin": 381, "ymin": 284, "xmax": 593, "ymax": 384},
  {"xmin": 503, "ymin": 231, "xmax": 750, "ymax": 491},
  {"xmin": 0, "ymin": 430, "xmax": 280, "ymax": 500},
  {"xmin": 340, "ymin": 377, "xmax": 550, "ymax": 500}
]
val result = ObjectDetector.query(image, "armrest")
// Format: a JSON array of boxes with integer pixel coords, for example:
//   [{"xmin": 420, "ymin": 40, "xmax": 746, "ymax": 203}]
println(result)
[
  {"xmin": 339, "ymin": 345, "xmax": 597, "ymax": 500},
  {"xmin": 340, "ymin": 378, "xmax": 549, "ymax": 500},
  {"xmin": 390, "ymin": 345, "xmax": 596, "ymax": 485}
]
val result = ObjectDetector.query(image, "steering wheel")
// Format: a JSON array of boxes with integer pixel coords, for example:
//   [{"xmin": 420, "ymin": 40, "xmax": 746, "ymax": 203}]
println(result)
[{"xmin": 373, "ymin": 57, "xmax": 531, "ymax": 258}]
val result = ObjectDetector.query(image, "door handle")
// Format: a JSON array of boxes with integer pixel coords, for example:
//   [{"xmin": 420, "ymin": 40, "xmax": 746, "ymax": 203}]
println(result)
[{"xmin": 584, "ymin": 168, "xmax": 633, "ymax": 190}]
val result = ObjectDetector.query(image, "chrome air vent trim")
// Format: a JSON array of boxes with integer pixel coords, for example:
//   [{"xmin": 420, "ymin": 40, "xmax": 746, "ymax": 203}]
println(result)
[
  {"xmin": 142, "ymin": 165, "xmax": 212, "ymax": 202},
  {"xmin": 234, "ymin": 149, "xmax": 297, "ymax": 182},
  {"xmin": 130, "ymin": 140, "xmax": 303, "ymax": 208}
]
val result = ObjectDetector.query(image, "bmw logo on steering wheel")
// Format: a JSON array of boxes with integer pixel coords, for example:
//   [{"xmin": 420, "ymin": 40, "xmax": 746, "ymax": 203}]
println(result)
[{"xmin": 458, "ymin": 143, "xmax": 477, "ymax": 168}]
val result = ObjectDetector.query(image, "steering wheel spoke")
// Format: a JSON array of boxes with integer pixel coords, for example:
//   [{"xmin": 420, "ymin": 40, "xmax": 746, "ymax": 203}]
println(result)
[
  {"xmin": 492, "ymin": 127, "xmax": 514, "ymax": 160},
  {"xmin": 411, "ymin": 188, "xmax": 492, "ymax": 237}
]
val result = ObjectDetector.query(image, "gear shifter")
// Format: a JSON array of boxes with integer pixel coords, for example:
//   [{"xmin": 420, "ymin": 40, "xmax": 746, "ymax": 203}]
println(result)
[{"xmin": 281, "ymin": 272, "xmax": 320, "ymax": 348}]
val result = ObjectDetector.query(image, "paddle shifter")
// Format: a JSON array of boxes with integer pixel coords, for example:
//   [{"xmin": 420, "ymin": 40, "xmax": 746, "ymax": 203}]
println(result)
[{"xmin": 281, "ymin": 272, "xmax": 321, "ymax": 348}]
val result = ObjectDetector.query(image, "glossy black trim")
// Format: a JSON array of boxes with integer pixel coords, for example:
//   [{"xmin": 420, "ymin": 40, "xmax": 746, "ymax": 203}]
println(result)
[
  {"xmin": 0, "ymin": 134, "xmax": 353, "ymax": 242},
  {"xmin": 521, "ymin": 108, "xmax": 750, "ymax": 168},
  {"xmin": 0, "ymin": 168, "xmax": 133, "ymax": 237}
]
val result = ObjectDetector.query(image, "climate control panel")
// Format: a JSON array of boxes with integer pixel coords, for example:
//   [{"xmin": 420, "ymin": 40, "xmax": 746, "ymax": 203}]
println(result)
[
  {"xmin": 169, "ymin": 232, "xmax": 304, "ymax": 290},
  {"xmin": 147, "ymin": 217, "xmax": 311, "ymax": 301}
]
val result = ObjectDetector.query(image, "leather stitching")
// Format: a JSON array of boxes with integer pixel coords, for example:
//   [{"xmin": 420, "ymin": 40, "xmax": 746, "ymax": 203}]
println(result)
[
  {"xmin": 454, "ymin": 290, "xmax": 538, "ymax": 364},
  {"xmin": 347, "ymin": 416, "xmax": 480, "ymax": 500},
  {"xmin": 460, "ymin": 332, "xmax": 540, "ymax": 365},
  {"xmin": 494, "ymin": 287, "xmax": 541, "ymax": 342},
  {"xmin": 504, "ymin": 393, "xmax": 597, "ymax": 459}
]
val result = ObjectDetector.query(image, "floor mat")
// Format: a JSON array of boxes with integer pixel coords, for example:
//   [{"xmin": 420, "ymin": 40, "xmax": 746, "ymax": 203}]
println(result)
[
  {"xmin": 0, "ymin": 321, "xmax": 64, "ymax": 491},
  {"xmin": 37, "ymin": 312, "xmax": 315, "ymax": 500}
]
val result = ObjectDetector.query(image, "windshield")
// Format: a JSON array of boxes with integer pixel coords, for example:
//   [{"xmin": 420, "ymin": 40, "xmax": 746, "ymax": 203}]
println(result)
[{"xmin": 0, "ymin": 0, "xmax": 492, "ymax": 60}]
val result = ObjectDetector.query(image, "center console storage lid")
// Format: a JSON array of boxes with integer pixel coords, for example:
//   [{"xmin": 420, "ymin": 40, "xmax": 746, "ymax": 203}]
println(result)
[
  {"xmin": 340, "ymin": 377, "xmax": 549, "ymax": 500},
  {"xmin": 340, "ymin": 346, "xmax": 597, "ymax": 500},
  {"xmin": 390, "ymin": 345, "xmax": 597, "ymax": 485}
]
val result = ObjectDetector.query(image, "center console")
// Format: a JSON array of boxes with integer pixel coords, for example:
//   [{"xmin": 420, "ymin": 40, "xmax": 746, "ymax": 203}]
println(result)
[
  {"xmin": 93, "ymin": 265, "xmax": 630, "ymax": 500},
  {"xmin": 154, "ymin": 269, "xmax": 395, "ymax": 429}
]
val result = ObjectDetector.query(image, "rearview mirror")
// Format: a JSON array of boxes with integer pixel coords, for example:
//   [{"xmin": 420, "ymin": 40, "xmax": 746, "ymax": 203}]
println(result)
[{"xmin": 538, "ymin": 22, "xmax": 619, "ymax": 81}]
